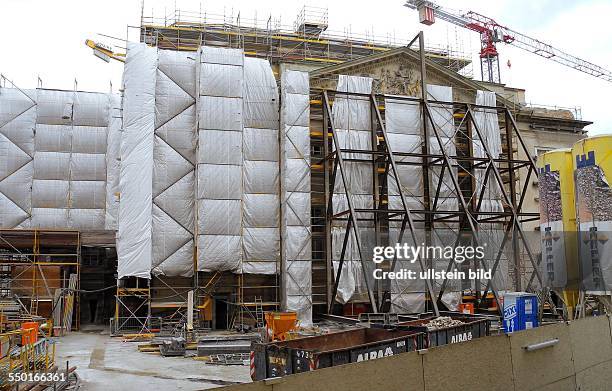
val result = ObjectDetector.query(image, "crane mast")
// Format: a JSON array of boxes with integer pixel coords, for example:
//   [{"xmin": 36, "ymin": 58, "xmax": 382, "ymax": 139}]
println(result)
[{"xmin": 405, "ymin": 0, "xmax": 612, "ymax": 83}]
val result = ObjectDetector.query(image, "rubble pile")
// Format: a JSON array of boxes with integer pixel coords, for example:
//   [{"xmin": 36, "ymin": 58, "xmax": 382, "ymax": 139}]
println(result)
[{"xmin": 424, "ymin": 316, "xmax": 464, "ymax": 330}]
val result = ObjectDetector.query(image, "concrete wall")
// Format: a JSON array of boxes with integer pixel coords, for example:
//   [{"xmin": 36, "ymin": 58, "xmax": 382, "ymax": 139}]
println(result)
[{"xmin": 223, "ymin": 316, "xmax": 612, "ymax": 391}]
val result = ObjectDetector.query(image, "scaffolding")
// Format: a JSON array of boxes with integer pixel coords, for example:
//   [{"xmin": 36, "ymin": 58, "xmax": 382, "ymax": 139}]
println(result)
[
  {"xmin": 137, "ymin": 6, "xmax": 472, "ymax": 75},
  {"xmin": 112, "ymin": 272, "xmax": 280, "ymax": 335},
  {"xmin": 0, "ymin": 229, "xmax": 80, "ymax": 331},
  {"xmin": 309, "ymin": 32, "xmax": 542, "ymax": 316}
]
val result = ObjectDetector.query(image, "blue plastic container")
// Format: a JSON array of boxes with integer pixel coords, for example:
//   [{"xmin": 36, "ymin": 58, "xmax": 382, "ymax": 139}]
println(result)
[{"xmin": 503, "ymin": 292, "xmax": 539, "ymax": 333}]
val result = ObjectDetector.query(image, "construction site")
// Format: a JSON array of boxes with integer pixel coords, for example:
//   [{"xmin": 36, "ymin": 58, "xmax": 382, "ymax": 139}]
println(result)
[{"xmin": 0, "ymin": 1, "xmax": 611, "ymax": 390}]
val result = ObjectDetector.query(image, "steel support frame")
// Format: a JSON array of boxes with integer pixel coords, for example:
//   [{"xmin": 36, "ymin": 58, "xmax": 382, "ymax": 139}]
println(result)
[{"xmin": 321, "ymin": 31, "xmax": 542, "ymax": 315}]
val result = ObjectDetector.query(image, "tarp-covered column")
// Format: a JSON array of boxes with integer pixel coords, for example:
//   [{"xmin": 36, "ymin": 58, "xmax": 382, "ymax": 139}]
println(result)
[
  {"xmin": 151, "ymin": 50, "xmax": 197, "ymax": 277},
  {"xmin": 473, "ymin": 90, "xmax": 503, "ymax": 214},
  {"xmin": 426, "ymin": 84, "xmax": 461, "ymax": 311},
  {"xmin": 473, "ymin": 90, "xmax": 507, "ymax": 291},
  {"xmin": 331, "ymin": 75, "xmax": 375, "ymax": 304},
  {"xmin": 385, "ymin": 96, "xmax": 425, "ymax": 313},
  {"xmin": 196, "ymin": 47, "xmax": 244, "ymax": 272},
  {"xmin": 242, "ymin": 58, "xmax": 280, "ymax": 274},
  {"xmin": 117, "ymin": 42, "xmax": 157, "ymax": 279},
  {"xmin": 280, "ymin": 70, "xmax": 312, "ymax": 325},
  {"xmin": 105, "ymin": 94, "xmax": 122, "ymax": 230}
]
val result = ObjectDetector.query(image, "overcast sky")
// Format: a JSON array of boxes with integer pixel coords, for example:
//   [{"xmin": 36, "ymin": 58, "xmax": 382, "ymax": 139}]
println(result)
[{"xmin": 1, "ymin": 0, "xmax": 611, "ymax": 134}]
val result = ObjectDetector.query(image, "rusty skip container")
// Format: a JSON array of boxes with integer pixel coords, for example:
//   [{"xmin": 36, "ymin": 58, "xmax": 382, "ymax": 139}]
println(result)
[
  {"xmin": 251, "ymin": 327, "xmax": 424, "ymax": 380},
  {"xmin": 397, "ymin": 314, "xmax": 490, "ymax": 347}
]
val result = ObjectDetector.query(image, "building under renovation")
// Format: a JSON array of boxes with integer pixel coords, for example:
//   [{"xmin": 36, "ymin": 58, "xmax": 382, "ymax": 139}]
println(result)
[{"xmin": 0, "ymin": 6, "xmax": 592, "ymax": 336}]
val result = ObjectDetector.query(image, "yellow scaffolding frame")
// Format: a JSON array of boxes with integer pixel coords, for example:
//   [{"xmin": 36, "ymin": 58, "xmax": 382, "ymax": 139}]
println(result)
[{"xmin": 0, "ymin": 229, "xmax": 80, "ymax": 331}]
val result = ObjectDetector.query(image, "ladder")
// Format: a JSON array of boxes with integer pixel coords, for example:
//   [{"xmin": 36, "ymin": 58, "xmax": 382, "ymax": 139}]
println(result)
[
  {"xmin": 254, "ymin": 297, "xmax": 265, "ymax": 328},
  {"xmin": 30, "ymin": 294, "xmax": 39, "ymax": 315}
]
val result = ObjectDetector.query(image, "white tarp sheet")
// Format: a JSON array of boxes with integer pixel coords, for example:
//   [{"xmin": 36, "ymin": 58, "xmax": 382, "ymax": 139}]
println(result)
[
  {"xmin": 331, "ymin": 75, "xmax": 375, "ymax": 305},
  {"xmin": 196, "ymin": 46, "xmax": 244, "ymax": 272},
  {"xmin": 1, "ymin": 86, "xmax": 117, "ymax": 231},
  {"xmin": 242, "ymin": 57, "xmax": 280, "ymax": 275},
  {"xmin": 387, "ymin": 85, "xmax": 461, "ymax": 312},
  {"xmin": 474, "ymin": 90, "xmax": 503, "ymax": 213},
  {"xmin": 384, "ymin": 96, "xmax": 426, "ymax": 313},
  {"xmin": 0, "ymin": 87, "xmax": 35, "ymax": 228},
  {"xmin": 105, "ymin": 94, "xmax": 121, "ymax": 230},
  {"xmin": 152, "ymin": 50, "xmax": 196, "ymax": 277},
  {"xmin": 474, "ymin": 90, "xmax": 507, "ymax": 291},
  {"xmin": 281, "ymin": 69, "xmax": 312, "ymax": 325},
  {"xmin": 117, "ymin": 42, "xmax": 157, "ymax": 279}
]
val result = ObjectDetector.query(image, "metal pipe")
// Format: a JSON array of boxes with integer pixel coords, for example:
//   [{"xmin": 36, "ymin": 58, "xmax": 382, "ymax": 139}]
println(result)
[{"xmin": 523, "ymin": 338, "xmax": 559, "ymax": 351}]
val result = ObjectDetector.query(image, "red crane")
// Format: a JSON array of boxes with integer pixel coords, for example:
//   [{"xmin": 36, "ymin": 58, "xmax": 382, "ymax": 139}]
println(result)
[{"xmin": 405, "ymin": 0, "xmax": 612, "ymax": 84}]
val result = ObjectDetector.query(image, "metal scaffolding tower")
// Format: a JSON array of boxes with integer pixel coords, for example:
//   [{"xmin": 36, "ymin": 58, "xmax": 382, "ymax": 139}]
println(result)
[{"xmin": 318, "ymin": 32, "xmax": 542, "ymax": 316}]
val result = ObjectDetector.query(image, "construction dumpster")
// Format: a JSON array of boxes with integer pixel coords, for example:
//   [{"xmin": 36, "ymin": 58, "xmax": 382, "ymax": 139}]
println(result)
[
  {"xmin": 251, "ymin": 327, "xmax": 424, "ymax": 380},
  {"xmin": 397, "ymin": 314, "xmax": 490, "ymax": 347}
]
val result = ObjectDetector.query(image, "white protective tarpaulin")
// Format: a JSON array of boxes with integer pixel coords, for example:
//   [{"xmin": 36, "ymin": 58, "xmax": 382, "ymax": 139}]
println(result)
[
  {"xmin": 280, "ymin": 69, "xmax": 312, "ymax": 325},
  {"xmin": 0, "ymin": 87, "xmax": 35, "ymax": 228},
  {"xmin": 384, "ymin": 96, "xmax": 426, "ymax": 313},
  {"xmin": 473, "ymin": 90, "xmax": 503, "ymax": 213},
  {"xmin": 331, "ymin": 75, "xmax": 375, "ymax": 304},
  {"xmin": 105, "ymin": 94, "xmax": 122, "ymax": 230},
  {"xmin": 117, "ymin": 42, "xmax": 157, "ymax": 279},
  {"xmin": 426, "ymin": 85, "xmax": 461, "ymax": 311},
  {"xmin": 152, "ymin": 50, "xmax": 196, "ymax": 277},
  {"xmin": 474, "ymin": 90, "xmax": 507, "ymax": 291},
  {"xmin": 1, "ymin": 86, "xmax": 117, "ymax": 231},
  {"xmin": 197, "ymin": 47, "xmax": 244, "ymax": 272},
  {"xmin": 242, "ymin": 57, "xmax": 280, "ymax": 274},
  {"xmin": 387, "ymin": 85, "xmax": 461, "ymax": 313},
  {"xmin": 29, "ymin": 89, "xmax": 110, "ymax": 230}
]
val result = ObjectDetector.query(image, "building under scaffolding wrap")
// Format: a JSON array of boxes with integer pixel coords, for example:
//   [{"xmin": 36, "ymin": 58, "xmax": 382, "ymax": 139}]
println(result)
[{"xmin": 0, "ymin": 6, "xmax": 593, "ymax": 332}]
